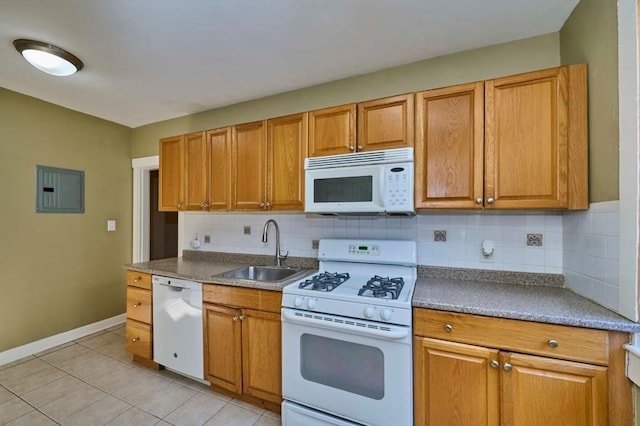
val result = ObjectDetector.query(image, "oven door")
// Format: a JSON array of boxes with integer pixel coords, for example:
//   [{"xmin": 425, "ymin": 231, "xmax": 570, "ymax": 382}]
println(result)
[
  {"xmin": 304, "ymin": 164, "xmax": 384, "ymax": 214},
  {"xmin": 281, "ymin": 308, "xmax": 412, "ymax": 426}
]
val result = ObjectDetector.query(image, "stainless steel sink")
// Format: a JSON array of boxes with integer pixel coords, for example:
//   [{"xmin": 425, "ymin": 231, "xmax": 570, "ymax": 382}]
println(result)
[{"xmin": 219, "ymin": 265, "xmax": 302, "ymax": 282}]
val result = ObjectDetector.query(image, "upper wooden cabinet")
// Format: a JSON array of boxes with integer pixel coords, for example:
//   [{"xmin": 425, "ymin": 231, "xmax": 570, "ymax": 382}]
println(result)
[
  {"xmin": 232, "ymin": 121, "xmax": 267, "ymax": 210},
  {"xmin": 308, "ymin": 104, "xmax": 356, "ymax": 157},
  {"xmin": 358, "ymin": 93, "xmax": 414, "ymax": 152},
  {"xmin": 415, "ymin": 82, "xmax": 484, "ymax": 209},
  {"xmin": 415, "ymin": 64, "xmax": 587, "ymax": 210},
  {"xmin": 267, "ymin": 113, "xmax": 307, "ymax": 210},
  {"xmin": 158, "ymin": 135, "xmax": 184, "ymax": 212},
  {"xmin": 206, "ymin": 127, "xmax": 232, "ymax": 211},
  {"xmin": 308, "ymin": 95, "xmax": 414, "ymax": 158},
  {"xmin": 183, "ymin": 131, "xmax": 208, "ymax": 211}
]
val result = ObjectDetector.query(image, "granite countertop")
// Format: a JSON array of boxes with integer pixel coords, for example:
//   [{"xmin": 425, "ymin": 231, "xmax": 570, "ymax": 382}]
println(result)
[
  {"xmin": 125, "ymin": 251, "xmax": 640, "ymax": 333},
  {"xmin": 413, "ymin": 267, "xmax": 640, "ymax": 333},
  {"xmin": 124, "ymin": 250, "xmax": 317, "ymax": 291}
]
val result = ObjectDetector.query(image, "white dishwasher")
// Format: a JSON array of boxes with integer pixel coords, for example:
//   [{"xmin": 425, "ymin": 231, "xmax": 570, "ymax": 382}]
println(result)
[{"xmin": 152, "ymin": 275, "xmax": 203, "ymax": 380}]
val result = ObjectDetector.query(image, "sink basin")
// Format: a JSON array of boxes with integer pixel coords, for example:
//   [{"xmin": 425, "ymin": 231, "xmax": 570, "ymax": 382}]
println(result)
[{"xmin": 219, "ymin": 265, "xmax": 302, "ymax": 282}]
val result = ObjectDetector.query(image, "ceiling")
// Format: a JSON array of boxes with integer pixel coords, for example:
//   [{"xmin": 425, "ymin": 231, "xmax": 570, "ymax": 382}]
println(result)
[{"xmin": 0, "ymin": 0, "xmax": 579, "ymax": 128}]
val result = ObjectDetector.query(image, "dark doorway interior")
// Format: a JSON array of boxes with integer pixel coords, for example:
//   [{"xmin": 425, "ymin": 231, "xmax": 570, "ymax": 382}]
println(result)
[{"xmin": 149, "ymin": 170, "xmax": 178, "ymax": 260}]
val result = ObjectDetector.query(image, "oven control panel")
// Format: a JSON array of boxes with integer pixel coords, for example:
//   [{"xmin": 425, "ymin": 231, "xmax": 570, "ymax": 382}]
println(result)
[{"xmin": 348, "ymin": 244, "xmax": 380, "ymax": 255}]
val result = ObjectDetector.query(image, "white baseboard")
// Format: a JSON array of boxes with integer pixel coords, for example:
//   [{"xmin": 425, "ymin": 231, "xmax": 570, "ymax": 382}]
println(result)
[{"xmin": 0, "ymin": 314, "xmax": 126, "ymax": 366}]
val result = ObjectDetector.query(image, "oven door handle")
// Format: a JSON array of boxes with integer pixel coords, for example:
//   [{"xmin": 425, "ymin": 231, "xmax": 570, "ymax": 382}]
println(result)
[{"xmin": 282, "ymin": 309, "xmax": 410, "ymax": 340}]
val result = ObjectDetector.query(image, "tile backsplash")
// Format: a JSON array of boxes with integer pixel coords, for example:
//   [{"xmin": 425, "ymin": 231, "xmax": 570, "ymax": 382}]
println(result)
[
  {"xmin": 183, "ymin": 211, "xmax": 564, "ymax": 273},
  {"xmin": 563, "ymin": 201, "xmax": 619, "ymax": 311},
  {"xmin": 184, "ymin": 202, "xmax": 618, "ymax": 311}
]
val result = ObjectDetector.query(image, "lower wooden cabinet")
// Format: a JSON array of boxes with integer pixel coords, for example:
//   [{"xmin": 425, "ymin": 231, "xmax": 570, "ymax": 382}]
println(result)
[
  {"xmin": 124, "ymin": 271, "xmax": 159, "ymax": 369},
  {"xmin": 413, "ymin": 308, "xmax": 632, "ymax": 426},
  {"xmin": 203, "ymin": 284, "xmax": 282, "ymax": 408}
]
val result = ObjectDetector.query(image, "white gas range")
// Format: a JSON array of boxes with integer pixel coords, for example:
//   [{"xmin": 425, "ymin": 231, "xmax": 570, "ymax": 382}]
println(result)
[{"xmin": 281, "ymin": 239, "xmax": 417, "ymax": 426}]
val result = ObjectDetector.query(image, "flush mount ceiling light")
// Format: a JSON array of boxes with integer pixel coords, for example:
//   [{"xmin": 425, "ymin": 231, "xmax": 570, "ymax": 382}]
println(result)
[{"xmin": 13, "ymin": 39, "xmax": 84, "ymax": 76}]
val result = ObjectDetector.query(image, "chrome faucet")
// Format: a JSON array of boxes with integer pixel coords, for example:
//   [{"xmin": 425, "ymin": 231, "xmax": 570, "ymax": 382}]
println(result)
[{"xmin": 261, "ymin": 219, "xmax": 288, "ymax": 267}]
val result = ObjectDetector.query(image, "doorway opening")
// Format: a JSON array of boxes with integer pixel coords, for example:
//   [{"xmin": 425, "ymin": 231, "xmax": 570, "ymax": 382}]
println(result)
[{"xmin": 149, "ymin": 170, "xmax": 178, "ymax": 260}]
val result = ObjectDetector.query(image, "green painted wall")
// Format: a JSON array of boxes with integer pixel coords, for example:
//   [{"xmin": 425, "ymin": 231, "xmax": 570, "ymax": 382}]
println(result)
[
  {"xmin": 560, "ymin": 0, "xmax": 619, "ymax": 202},
  {"xmin": 132, "ymin": 33, "xmax": 561, "ymax": 158},
  {"xmin": 0, "ymin": 88, "xmax": 132, "ymax": 351}
]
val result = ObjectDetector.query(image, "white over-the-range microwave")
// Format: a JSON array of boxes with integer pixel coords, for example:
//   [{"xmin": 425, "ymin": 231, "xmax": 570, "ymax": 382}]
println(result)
[{"xmin": 304, "ymin": 147, "xmax": 414, "ymax": 215}]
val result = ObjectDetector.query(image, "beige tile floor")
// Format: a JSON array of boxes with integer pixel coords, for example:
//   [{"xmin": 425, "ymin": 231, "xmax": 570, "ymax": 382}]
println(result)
[{"xmin": 0, "ymin": 324, "xmax": 281, "ymax": 426}]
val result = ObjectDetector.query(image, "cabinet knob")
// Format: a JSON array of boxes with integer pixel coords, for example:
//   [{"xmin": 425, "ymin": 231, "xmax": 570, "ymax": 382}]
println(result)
[
  {"xmin": 444, "ymin": 324, "xmax": 453, "ymax": 333},
  {"xmin": 487, "ymin": 198, "xmax": 495, "ymax": 204},
  {"xmin": 233, "ymin": 316, "xmax": 240, "ymax": 321},
  {"xmin": 265, "ymin": 202, "xmax": 271, "ymax": 208},
  {"xmin": 357, "ymin": 145, "xmax": 363, "ymax": 150},
  {"xmin": 133, "ymin": 303, "xmax": 141, "ymax": 308},
  {"xmin": 131, "ymin": 337, "xmax": 140, "ymax": 343},
  {"xmin": 200, "ymin": 203, "xmax": 209, "ymax": 210},
  {"xmin": 490, "ymin": 360, "xmax": 499, "ymax": 369},
  {"xmin": 476, "ymin": 198, "xmax": 483, "ymax": 204},
  {"xmin": 548, "ymin": 339, "xmax": 558, "ymax": 348},
  {"xmin": 503, "ymin": 363, "xmax": 512, "ymax": 372},
  {"xmin": 177, "ymin": 203, "xmax": 183, "ymax": 210},
  {"xmin": 134, "ymin": 277, "xmax": 141, "ymax": 282},
  {"xmin": 239, "ymin": 315, "xmax": 246, "ymax": 321},
  {"xmin": 259, "ymin": 202, "xmax": 265, "ymax": 208},
  {"xmin": 349, "ymin": 145, "xmax": 355, "ymax": 151}
]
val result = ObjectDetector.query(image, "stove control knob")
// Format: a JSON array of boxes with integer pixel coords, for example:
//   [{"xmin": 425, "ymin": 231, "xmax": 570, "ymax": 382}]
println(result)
[
  {"xmin": 307, "ymin": 298, "xmax": 317, "ymax": 309},
  {"xmin": 380, "ymin": 308, "xmax": 393, "ymax": 321},
  {"xmin": 294, "ymin": 296, "xmax": 304, "ymax": 308},
  {"xmin": 363, "ymin": 306, "xmax": 375, "ymax": 318}
]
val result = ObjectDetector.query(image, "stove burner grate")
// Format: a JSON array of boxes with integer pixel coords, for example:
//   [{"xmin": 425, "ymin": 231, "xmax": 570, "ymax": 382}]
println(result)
[
  {"xmin": 299, "ymin": 272, "xmax": 350, "ymax": 292},
  {"xmin": 358, "ymin": 275, "xmax": 405, "ymax": 299}
]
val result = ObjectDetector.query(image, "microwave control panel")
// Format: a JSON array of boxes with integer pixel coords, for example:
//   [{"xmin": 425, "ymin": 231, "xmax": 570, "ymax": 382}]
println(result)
[{"xmin": 384, "ymin": 163, "xmax": 414, "ymax": 212}]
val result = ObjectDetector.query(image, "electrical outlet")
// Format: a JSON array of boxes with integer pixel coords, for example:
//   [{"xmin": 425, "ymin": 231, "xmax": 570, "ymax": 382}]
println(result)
[
  {"xmin": 434, "ymin": 230, "xmax": 447, "ymax": 242},
  {"xmin": 204, "ymin": 235, "xmax": 211, "ymax": 244},
  {"xmin": 312, "ymin": 240, "xmax": 319, "ymax": 249},
  {"xmin": 244, "ymin": 226, "xmax": 251, "ymax": 235},
  {"xmin": 527, "ymin": 233, "xmax": 543, "ymax": 247}
]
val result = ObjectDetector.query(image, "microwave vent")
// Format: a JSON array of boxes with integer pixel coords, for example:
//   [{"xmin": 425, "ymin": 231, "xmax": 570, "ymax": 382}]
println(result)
[{"xmin": 305, "ymin": 147, "xmax": 413, "ymax": 169}]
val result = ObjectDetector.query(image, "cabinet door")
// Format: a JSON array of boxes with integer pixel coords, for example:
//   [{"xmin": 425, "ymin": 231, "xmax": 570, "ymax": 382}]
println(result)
[
  {"xmin": 485, "ymin": 67, "xmax": 569, "ymax": 209},
  {"xmin": 414, "ymin": 337, "xmax": 499, "ymax": 426},
  {"xmin": 232, "ymin": 121, "xmax": 267, "ymax": 210},
  {"xmin": 158, "ymin": 135, "xmax": 184, "ymax": 211},
  {"xmin": 267, "ymin": 113, "xmax": 307, "ymax": 210},
  {"xmin": 358, "ymin": 94, "xmax": 414, "ymax": 152},
  {"xmin": 184, "ymin": 131, "xmax": 208, "ymax": 211},
  {"xmin": 415, "ymin": 83, "xmax": 484, "ymax": 209},
  {"xmin": 203, "ymin": 303, "xmax": 243, "ymax": 394},
  {"xmin": 207, "ymin": 127, "xmax": 231, "ymax": 210},
  {"xmin": 308, "ymin": 104, "xmax": 356, "ymax": 157},
  {"xmin": 241, "ymin": 309, "xmax": 282, "ymax": 403},
  {"xmin": 501, "ymin": 352, "xmax": 607, "ymax": 426}
]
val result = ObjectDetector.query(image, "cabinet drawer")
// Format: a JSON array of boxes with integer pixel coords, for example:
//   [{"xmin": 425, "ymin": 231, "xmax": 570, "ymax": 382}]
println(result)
[
  {"xmin": 413, "ymin": 309, "xmax": 609, "ymax": 365},
  {"xmin": 204, "ymin": 284, "xmax": 282, "ymax": 313},
  {"xmin": 126, "ymin": 270, "xmax": 152, "ymax": 290},
  {"xmin": 126, "ymin": 319, "xmax": 153, "ymax": 359},
  {"xmin": 126, "ymin": 286, "xmax": 152, "ymax": 324}
]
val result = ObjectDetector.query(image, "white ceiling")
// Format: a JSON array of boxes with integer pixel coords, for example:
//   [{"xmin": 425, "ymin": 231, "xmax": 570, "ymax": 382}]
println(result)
[{"xmin": 0, "ymin": 0, "xmax": 579, "ymax": 128}]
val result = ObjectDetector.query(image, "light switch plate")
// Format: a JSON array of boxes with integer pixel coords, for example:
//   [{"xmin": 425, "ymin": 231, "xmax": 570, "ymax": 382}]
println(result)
[{"xmin": 107, "ymin": 220, "xmax": 116, "ymax": 232}]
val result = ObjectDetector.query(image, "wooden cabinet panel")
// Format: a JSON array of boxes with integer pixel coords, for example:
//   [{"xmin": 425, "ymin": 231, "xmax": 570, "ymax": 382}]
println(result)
[
  {"xmin": 158, "ymin": 135, "xmax": 184, "ymax": 211},
  {"xmin": 414, "ymin": 309, "xmax": 608, "ymax": 365},
  {"xmin": 126, "ymin": 270, "xmax": 152, "ymax": 290},
  {"xmin": 267, "ymin": 113, "xmax": 307, "ymax": 210},
  {"xmin": 184, "ymin": 131, "xmax": 208, "ymax": 211},
  {"xmin": 232, "ymin": 121, "xmax": 267, "ymax": 210},
  {"xmin": 308, "ymin": 104, "xmax": 356, "ymax": 157},
  {"xmin": 501, "ymin": 352, "xmax": 607, "ymax": 426},
  {"xmin": 485, "ymin": 66, "xmax": 570, "ymax": 209},
  {"xmin": 358, "ymin": 94, "xmax": 414, "ymax": 152},
  {"xmin": 203, "ymin": 284, "xmax": 282, "ymax": 313},
  {"xmin": 414, "ymin": 337, "xmax": 499, "ymax": 426},
  {"xmin": 242, "ymin": 309, "xmax": 282, "ymax": 403},
  {"xmin": 125, "ymin": 319, "xmax": 153, "ymax": 359},
  {"xmin": 126, "ymin": 287, "xmax": 152, "ymax": 324},
  {"xmin": 207, "ymin": 127, "xmax": 232, "ymax": 210},
  {"xmin": 415, "ymin": 82, "xmax": 484, "ymax": 209},
  {"xmin": 204, "ymin": 303, "xmax": 243, "ymax": 394}
]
